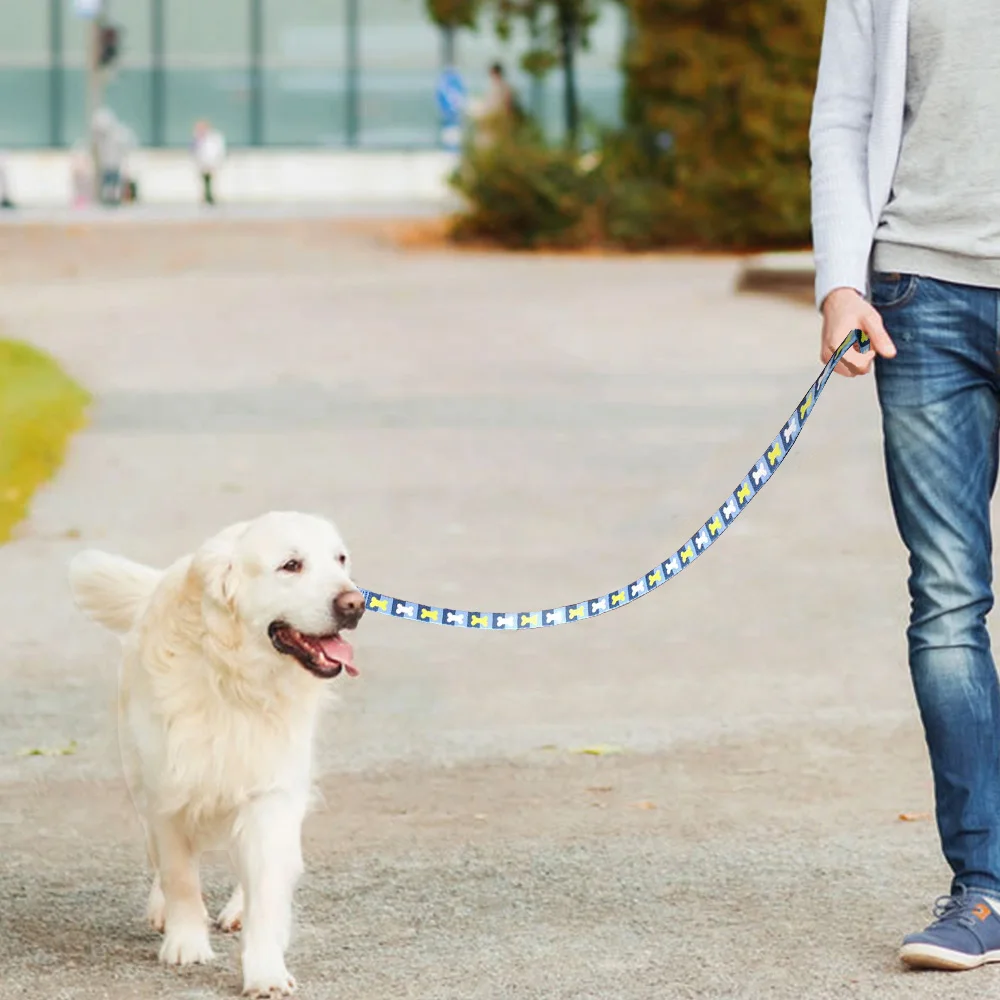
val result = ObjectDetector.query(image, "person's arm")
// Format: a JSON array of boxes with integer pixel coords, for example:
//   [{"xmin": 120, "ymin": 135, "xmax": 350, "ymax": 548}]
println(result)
[
  {"xmin": 810, "ymin": 0, "xmax": 877, "ymax": 308},
  {"xmin": 809, "ymin": 0, "xmax": 895, "ymax": 376}
]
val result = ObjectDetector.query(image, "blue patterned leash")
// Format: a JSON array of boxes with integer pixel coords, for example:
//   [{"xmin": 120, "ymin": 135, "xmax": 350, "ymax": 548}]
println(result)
[{"xmin": 360, "ymin": 328, "xmax": 869, "ymax": 630}]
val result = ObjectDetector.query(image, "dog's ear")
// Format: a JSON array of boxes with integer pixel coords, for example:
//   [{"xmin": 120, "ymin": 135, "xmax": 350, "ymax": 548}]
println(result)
[
  {"xmin": 197, "ymin": 551, "xmax": 239, "ymax": 607},
  {"xmin": 190, "ymin": 521, "xmax": 249, "ymax": 648}
]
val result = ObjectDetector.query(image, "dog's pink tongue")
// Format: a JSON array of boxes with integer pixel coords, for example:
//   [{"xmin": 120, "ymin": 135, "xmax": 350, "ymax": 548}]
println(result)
[{"xmin": 318, "ymin": 635, "xmax": 357, "ymax": 677}]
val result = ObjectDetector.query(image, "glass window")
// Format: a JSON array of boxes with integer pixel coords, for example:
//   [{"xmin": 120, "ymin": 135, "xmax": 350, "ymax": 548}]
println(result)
[
  {"xmin": 357, "ymin": 0, "xmax": 441, "ymax": 147},
  {"xmin": 163, "ymin": 0, "xmax": 250, "ymax": 145},
  {"xmin": 0, "ymin": 0, "xmax": 52, "ymax": 146},
  {"xmin": 263, "ymin": 0, "xmax": 348, "ymax": 146},
  {"xmin": 165, "ymin": 0, "xmax": 248, "ymax": 59},
  {"xmin": 0, "ymin": 0, "xmax": 49, "ymax": 60},
  {"xmin": 576, "ymin": 2, "xmax": 626, "ymax": 130}
]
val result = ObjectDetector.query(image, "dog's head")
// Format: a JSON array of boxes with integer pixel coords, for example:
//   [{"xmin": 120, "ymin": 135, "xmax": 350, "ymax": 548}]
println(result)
[{"xmin": 191, "ymin": 511, "xmax": 364, "ymax": 679}]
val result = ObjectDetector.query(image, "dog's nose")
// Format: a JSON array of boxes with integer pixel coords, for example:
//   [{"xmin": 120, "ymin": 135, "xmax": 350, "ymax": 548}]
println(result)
[{"xmin": 334, "ymin": 589, "xmax": 365, "ymax": 626}]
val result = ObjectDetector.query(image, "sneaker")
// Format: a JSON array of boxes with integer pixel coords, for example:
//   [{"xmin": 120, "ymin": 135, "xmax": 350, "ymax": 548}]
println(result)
[{"xmin": 900, "ymin": 888, "xmax": 1000, "ymax": 970}]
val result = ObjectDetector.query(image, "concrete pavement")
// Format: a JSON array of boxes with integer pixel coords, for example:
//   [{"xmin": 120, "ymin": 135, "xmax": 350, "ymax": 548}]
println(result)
[{"xmin": 0, "ymin": 220, "xmax": 979, "ymax": 999}]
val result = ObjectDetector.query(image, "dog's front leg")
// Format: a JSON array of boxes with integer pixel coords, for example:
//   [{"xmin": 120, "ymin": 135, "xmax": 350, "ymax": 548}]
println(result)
[
  {"xmin": 236, "ymin": 793, "xmax": 304, "ymax": 997},
  {"xmin": 153, "ymin": 814, "xmax": 214, "ymax": 965}
]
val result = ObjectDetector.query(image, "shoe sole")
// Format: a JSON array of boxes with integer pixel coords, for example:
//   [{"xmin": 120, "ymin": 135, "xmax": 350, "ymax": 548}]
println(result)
[{"xmin": 900, "ymin": 943, "xmax": 1000, "ymax": 971}]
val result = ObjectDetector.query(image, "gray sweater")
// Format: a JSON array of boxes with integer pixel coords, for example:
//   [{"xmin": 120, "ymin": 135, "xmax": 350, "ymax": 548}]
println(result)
[{"xmin": 872, "ymin": 0, "xmax": 1000, "ymax": 287}]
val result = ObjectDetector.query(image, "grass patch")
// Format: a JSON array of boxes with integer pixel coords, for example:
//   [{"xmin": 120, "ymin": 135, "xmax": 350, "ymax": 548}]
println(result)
[{"xmin": 0, "ymin": 339, "xmax": 90, "ymax": 543}]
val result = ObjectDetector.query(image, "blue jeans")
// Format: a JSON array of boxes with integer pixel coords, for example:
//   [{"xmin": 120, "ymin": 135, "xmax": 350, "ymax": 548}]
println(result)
[{"xmin": 873, "ymin": 271, "xmax": 1000, "ymax": 896}]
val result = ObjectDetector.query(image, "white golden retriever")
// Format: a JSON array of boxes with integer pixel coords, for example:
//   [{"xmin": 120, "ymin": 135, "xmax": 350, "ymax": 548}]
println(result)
[{"xmin": 68, "ymin": 511, "xmax": 365, "ymax": 997}]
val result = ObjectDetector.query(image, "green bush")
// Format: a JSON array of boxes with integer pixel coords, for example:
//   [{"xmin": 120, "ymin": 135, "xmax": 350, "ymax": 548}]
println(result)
[
  {"xmin": 0, "ymin": 338, "xmax": 90, "ymax": 543},
  {"xmin": 449, "ymin": 126, "xmax": 606, "ymax": 249},
  {"xmin": 447, "ymin": 123, "xmax": 682, "ymax": 251}
]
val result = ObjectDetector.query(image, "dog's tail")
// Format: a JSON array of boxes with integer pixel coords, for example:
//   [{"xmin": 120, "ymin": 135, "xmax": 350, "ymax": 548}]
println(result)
[{"xmin": 68, "ymin": 550, "xmax": 162, "ymax": 635}]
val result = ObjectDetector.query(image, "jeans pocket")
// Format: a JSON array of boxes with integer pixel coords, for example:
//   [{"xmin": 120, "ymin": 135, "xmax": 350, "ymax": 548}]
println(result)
[{"xmin": 869, "ymin": 271, "xmax": 920, "ymax": 311}]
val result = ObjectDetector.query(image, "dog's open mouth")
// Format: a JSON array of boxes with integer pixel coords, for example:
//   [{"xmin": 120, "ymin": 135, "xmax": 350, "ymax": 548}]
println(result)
[{"xmin": 268, "ymin": 622, "xmax": 358, "ymax": 679}]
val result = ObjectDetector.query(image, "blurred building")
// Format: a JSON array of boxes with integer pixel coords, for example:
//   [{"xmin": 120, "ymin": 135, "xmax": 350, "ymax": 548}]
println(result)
[{"xmin": 0, "ymin": 0, "xmax": 626, "ymax": 149}]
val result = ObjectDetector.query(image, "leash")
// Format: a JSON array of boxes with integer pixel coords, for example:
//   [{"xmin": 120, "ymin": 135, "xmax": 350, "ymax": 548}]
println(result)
[{"xmin": 360, "ymin": 328, "xmax": 869, "ymax": 630}]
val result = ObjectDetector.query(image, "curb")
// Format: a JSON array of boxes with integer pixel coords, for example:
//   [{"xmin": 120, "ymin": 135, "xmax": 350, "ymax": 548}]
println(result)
[{"xmin": 736, "ymin": 250, "xmax": 815, "ymax": 303}]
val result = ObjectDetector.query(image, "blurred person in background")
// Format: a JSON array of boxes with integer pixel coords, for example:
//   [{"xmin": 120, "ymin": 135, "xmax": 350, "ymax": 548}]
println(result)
[
  {"xmin": 91, "ymin": 107, "xmax": 135, "ymax": 207},
  {"xmin": 192, "ymin": 119, "xmax": 226, "ymax": 206},
  {"xmin": 435, "ymin": 61, "xmax": 467, "ymax": 151},
  {"xmin": 70, "ymin": 141, "xmax": 93, "ymax": 209},
  {"xmin": 0, "ymin": 150, "xmax": 14, "ymax": 209},
  {"xmin": 482, "ymin": 61, "xmax": 516, "ymax": 120},
  {"xmin": 467, "ymin": 61, "xmax": 523, "ymax": 147}
]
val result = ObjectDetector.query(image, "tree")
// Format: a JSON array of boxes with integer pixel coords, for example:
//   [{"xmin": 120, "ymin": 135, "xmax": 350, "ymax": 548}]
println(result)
[
  {"xmin": 623, "ymin": 0, "xmax": 825, "ymax": 246},
  {"xmin": 424, "ymin": 0, "xmax": 481, "ymax": 63},
  {"xmin": 424, "ymin": 0, "xmax": 480, "ymax": 31},
  {"xmin": 495, "ymin": 0, "xmax": 601, "ymax": 145}
]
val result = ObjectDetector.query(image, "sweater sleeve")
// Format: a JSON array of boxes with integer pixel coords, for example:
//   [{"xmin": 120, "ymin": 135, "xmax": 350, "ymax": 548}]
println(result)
[{"xmin": 809, "ymin": 0, "xmax": 878, "ymax": 310}]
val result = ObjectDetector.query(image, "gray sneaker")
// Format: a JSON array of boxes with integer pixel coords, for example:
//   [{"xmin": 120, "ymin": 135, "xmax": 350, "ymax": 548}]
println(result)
[{"xmin": 900, "ymin": 889, "xmax": 1000, "ymax": 970}]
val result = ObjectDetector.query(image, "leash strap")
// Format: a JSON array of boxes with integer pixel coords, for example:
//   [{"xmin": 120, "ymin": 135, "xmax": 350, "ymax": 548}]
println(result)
[{"xmin": 360, "ymin": 329, "xmax": 869, "ymax": 629}]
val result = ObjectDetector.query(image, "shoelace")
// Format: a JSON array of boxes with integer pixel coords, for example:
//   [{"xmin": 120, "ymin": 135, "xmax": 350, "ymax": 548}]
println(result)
[{"xmin": 931, "ymin": 889, "xmax": 981, "ymax": 930}]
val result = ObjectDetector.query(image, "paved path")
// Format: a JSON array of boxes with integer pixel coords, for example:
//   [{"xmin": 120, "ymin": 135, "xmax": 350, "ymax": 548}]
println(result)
[
  {"xmin": 0, "ymin": 200, "xmax": 452, "ymax": 228},
  {"xmin": 0, "ymin": 221, "xmax": 978, "ymax": 999}
]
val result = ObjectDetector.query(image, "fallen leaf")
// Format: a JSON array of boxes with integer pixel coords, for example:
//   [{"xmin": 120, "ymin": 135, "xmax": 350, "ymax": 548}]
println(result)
[
  {"xmin": 898, "ymin": 812, "xmax": 932, "ymax": 822},
  {"xmin": 62, "ymin": 527, "xmax": 81, "ymax": 539},
  {"xmin": 571, "ymin": 744, "xmax": 623, "ymax": 756},
  {"xmin": 538, "ymin": 744, "xmax": 558, "ymax": 752},
  {"xmin": 631, "ymin": 800, "xmax": 657, "ymax": 810},
  {"xmin": 16, "ymin": 740, "xmax": 77, "ymax": 758}
]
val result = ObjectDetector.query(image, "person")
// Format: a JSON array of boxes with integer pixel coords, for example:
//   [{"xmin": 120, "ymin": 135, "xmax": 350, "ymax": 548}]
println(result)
[
  {"xmin": 0, "ymin": 150, "xmax": 14, "ymax": 209},
  {"xmin": 484, "ymin": 62, "xmax": 516, "ymax": 118},
  {"xmin": 467, "ymin": 61, "xmax": 522, "ymax": 147},
  {"xmin": 810, "ymin": 0, "xmax": 1000, "ymax": 972},
  {"xmin": 435, "ymin": 62, "xmax": 467, "ymax": 151},
  {"xmin": 70, "ymin": 141, "xmax": 93, "ymax": 208},
  {"xmin": 88, "ymin": 107, "xmax": 137, "ymax": 207},
  {"xmin": 191, "ymin": 119, "xmax": 226, "ymax": 206},
  {"xmin": 91, "ymin": 107, "xmax": 125, "ymax": 206},
  {"xmin": 116, "ymin": 119, "xmax": 139, "ymax": 205}
]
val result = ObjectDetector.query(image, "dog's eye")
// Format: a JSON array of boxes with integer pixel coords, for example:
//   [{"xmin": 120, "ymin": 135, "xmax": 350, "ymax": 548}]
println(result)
[
  {"xmin": 280, "ymin": 558, "xmax": 303, "ymax": 574},
  {"xmin": 337, "ymin": 553, "xmax": 347, "ymax": 566}
]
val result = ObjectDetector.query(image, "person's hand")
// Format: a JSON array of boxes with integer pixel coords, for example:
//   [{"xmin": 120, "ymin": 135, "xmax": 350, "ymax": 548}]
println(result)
[{"xmin": 821, "ymin": 286, "xmax": 897, "ymax": 377}]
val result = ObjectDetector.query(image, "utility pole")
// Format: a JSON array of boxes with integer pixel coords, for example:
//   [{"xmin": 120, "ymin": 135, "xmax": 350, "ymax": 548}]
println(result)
[{"xmin": 84, "ymin": 2, "xmax": 106, "ymax": 202}]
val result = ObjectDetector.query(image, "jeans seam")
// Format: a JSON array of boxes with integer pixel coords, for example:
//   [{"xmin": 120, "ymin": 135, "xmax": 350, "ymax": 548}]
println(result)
[
  {"xmin": 870, "ymin": 271, "xmax": 920, "ymax": 311},
  {"xmin": 995, "ymin": 287, "xmax": 1000, "ymax": 373}
]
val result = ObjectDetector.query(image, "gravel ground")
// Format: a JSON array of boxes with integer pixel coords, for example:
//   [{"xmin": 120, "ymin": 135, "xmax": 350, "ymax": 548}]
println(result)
[{"xmin": 0, "ymin": 219, "xmax": 988, "ymax": 999}]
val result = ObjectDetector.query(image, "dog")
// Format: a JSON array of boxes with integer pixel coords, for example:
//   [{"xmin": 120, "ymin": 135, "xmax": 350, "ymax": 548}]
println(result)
[{"xmin": 68, "ymin": 511, "xmax": 365, "ymax": 997}]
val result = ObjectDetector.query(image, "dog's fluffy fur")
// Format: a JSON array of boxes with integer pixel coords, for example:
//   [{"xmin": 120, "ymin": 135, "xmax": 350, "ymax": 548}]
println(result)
[{"xmin": 68, "ymin": 511, "xmax": 365, "ymax": 997}]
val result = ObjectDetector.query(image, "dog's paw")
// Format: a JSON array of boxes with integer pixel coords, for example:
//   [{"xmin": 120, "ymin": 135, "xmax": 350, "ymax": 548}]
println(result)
[
  {"xmin": 146, "ymin": 882, "xmax": 166, "ymax": 933},
  {"xmin": 158, "ymin": 925, "xmax": 215, "ymax": 966},
  {"xmin": 242, "ymin": 957, "xmax": 296, "ymax": 997},
  {"xmin": 242, "ymin": 972, "xmax": 296, "ymax": 998},
  {"xmin": 217, "ymin": 885, "xmax": 244, "ymax": 933}
]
